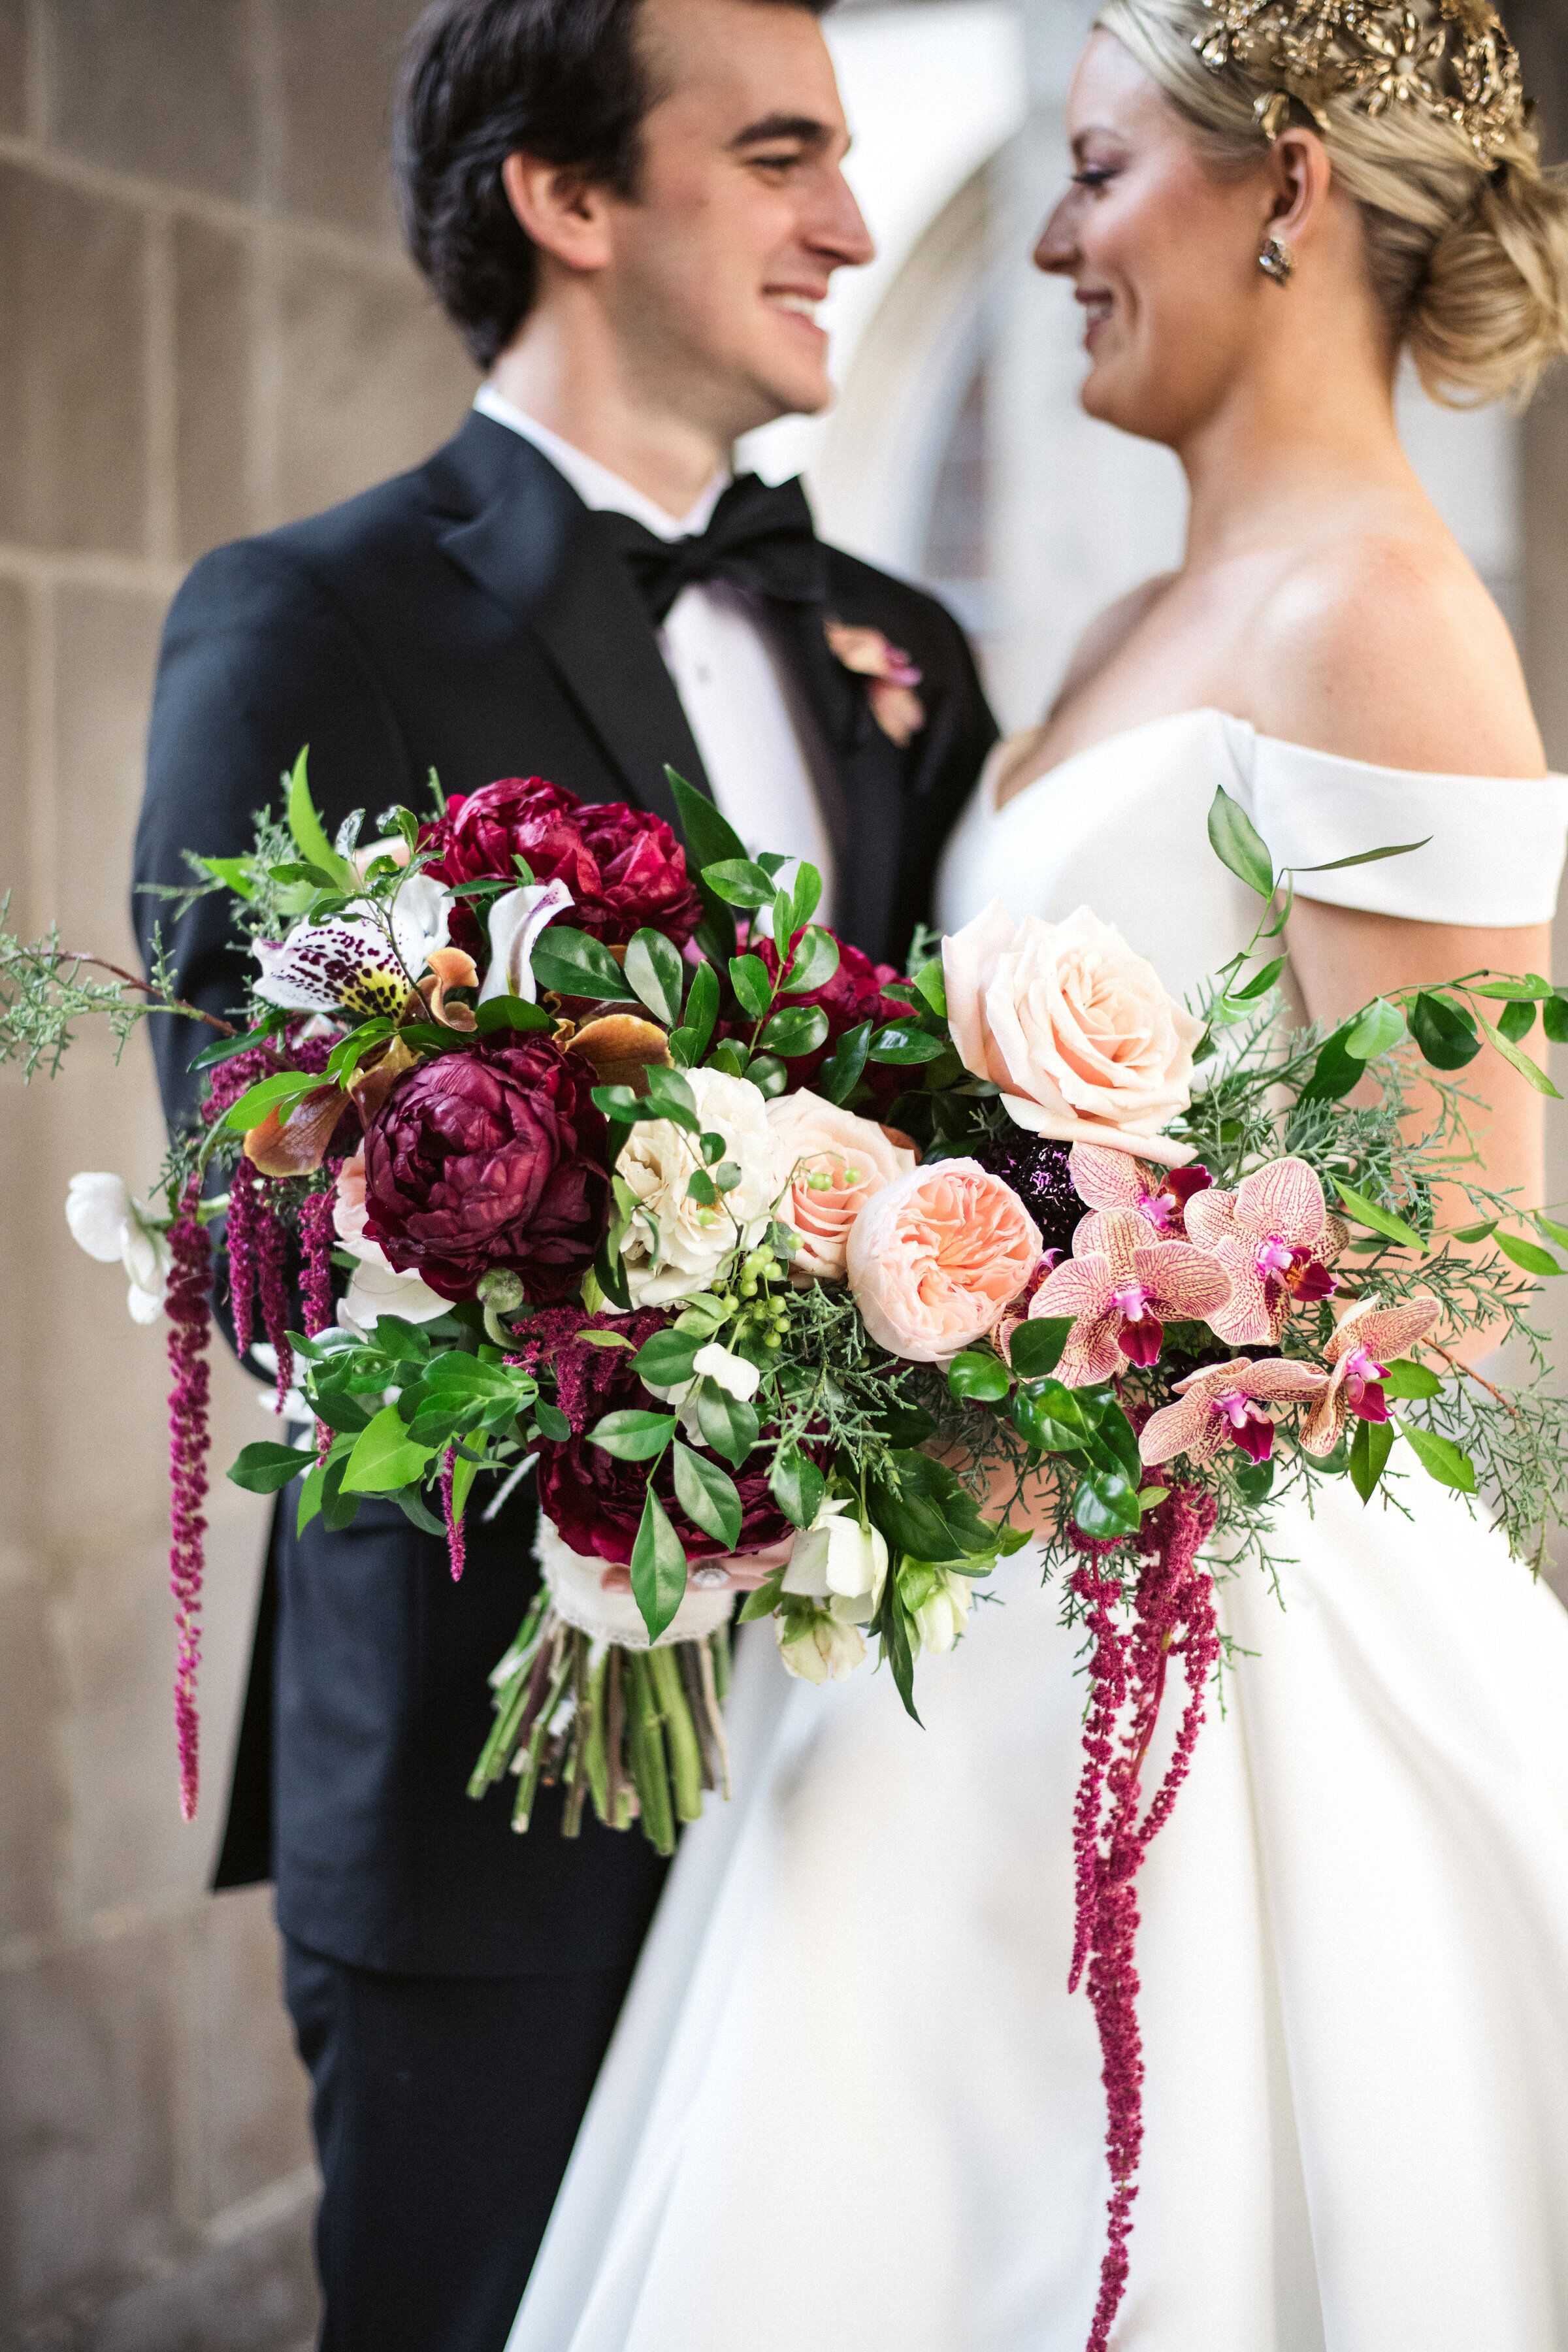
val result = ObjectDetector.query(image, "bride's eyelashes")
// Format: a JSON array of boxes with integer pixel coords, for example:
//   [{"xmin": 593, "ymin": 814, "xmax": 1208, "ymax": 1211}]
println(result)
[{"xmin": 1072, "ymin": 167, "xmax": 1117, "ymax": 191}]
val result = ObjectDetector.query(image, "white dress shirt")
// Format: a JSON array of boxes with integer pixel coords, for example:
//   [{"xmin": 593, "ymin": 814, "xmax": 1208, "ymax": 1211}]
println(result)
[{"xmin": 472, "ymin": 387, "xmax": 836, "ymax": 918}]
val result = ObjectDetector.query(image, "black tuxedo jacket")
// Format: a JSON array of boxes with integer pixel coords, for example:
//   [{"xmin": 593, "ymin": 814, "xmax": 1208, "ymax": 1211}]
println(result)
[{"xmin": 134, "ymin": 410, "xmax": 996, "ymax": 1977}]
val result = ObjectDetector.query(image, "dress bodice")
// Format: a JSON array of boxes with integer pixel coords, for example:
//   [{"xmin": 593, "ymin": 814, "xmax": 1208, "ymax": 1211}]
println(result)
[{"xmin": 934, "ymin": 708, "xmax": 1568, "ymax": 1006}]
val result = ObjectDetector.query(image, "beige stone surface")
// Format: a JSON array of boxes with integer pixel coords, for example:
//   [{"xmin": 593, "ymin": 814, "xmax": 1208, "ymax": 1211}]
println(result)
[
  {"xmin": 0, "ymin": 1, "xmax": 27, "ymax": 138},
  {"xmin": 174, "ymin": 219, "xmax": 255, "ymax": 562},
  {"xmin": 195, "ymin": 1891, "xmax": 313, "ymax": 2221},
  {"xmin": 274, "ymin": 0, "xmax": 423, "ymax": 240},
  {"xmin": 39, "ymin": 0, "xmax": 261, "ymax": 204},
  {"xmin": 0, "ymin": 166, "xmax": 148, "ymax": 557},
  {"xmin": 273, "ymin": 242, "xmax": 474, "ymax": 525}
]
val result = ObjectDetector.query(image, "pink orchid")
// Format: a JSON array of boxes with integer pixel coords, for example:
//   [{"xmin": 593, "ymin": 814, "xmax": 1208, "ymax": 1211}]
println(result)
[
  {"xmin": 1184, "ymin": 1156, "xmax": 1343, "ymax": 1346},
  {"xmin": 1069, "ymin": 1143, "xmax": 1214, "ymax": 1236},
  {"xmin": 1139, "ymin": 1357, "xmax": 1329, "ymax": 1469},
  {"xmin": 1031, "ymin": 1207, "xmax": 1232, "ymax": 1387},
  {"xmin": 824, "ymin": 621, "xmax": 926, "ymax": 748},
  {"xmin": 1299, "ymin": 1296, "xmax": 1441, "ymax": 1456}
]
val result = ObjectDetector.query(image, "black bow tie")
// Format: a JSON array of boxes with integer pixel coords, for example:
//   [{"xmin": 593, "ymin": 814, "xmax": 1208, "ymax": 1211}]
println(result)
[{"xmin": 598, "ymin": 474, "xmax": 827, "ymax": 626}]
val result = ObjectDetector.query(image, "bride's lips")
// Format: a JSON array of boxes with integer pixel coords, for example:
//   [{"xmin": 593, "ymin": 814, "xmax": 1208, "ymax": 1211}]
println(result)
[{"xmin": 1077, "ymin": 286, "xmax": 1115, "ymax": 350}]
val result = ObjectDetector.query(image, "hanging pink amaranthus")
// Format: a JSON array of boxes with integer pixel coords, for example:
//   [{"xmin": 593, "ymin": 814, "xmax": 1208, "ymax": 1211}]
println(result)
[
  {"xmin": 440, "ymin": 1446, "xmax": 466, "ymax": 1583},
  {"xmin": 165, "ymin": 1179, "xmax": 213, "ymax": 1822},
  {"xmin": 1067, "ymin": 1483, "xmax": 1220, "ymax": 2352},
  {"xmin": 224, "ymin": 1159, "xmax": 263, "ymax": 1358},
  {"xmin": 299, "ymin": 1177, "xmax": 339, "ymax": 1457}
]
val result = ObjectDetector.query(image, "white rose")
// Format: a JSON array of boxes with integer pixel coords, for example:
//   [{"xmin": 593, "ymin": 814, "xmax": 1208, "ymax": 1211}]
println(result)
[
  {"xmin": 619, "ymin": 1069, "xmax": 783, "ymax": 1309},
  {"xmin": 911, "ymin": 1569, "xmax": 975, "ymax": 1656},
  {"xmin": 776, "ymin": 1605, "xmax": 868, "ymax": 1685},
  {"xmin": 942, "ymin": 900, "xmax": 1202, "ymax": 1165},
  {"xmin": 65, "ymin": 1171, "xmax": 172, "ymax": 1323},
  {"xmin": 781, "ymin": 1498, "xmax": 889, "ymax": 1624},
  {"xmin": 332, "ymin": 1153, "xmax": 449, "ymax": 1330}
]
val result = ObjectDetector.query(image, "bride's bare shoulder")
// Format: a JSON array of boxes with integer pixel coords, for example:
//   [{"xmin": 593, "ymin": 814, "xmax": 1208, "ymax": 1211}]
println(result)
[
  {"xmin": 1049, "ymin": 573, "xmax": 1179, "ymax": 717},
  {"xmin": 1252, "ymin": 527, "xmax": 1544, "ymax": 779}
]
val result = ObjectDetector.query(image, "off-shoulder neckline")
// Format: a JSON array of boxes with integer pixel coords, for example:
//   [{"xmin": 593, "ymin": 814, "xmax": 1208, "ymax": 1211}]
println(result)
[{"xmin": 987, "ymin": 706, "xmax": 1558, "ymax": 819}]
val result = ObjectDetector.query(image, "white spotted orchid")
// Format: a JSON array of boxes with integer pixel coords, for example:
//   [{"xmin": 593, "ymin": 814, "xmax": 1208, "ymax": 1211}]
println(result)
[
  {"xmin": 252, "ymin": 871, "xmax": 457, "ymax": 1020},
  {"xmin": 1139, "ymin": 1357, "xmax": 1330, "ymax": 1470}
]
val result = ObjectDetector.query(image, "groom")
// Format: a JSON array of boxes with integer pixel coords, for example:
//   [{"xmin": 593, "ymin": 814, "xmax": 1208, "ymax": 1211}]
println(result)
[{"xmin": 135, "ymin": 0, "xmax": 995, "ymax": 2344}]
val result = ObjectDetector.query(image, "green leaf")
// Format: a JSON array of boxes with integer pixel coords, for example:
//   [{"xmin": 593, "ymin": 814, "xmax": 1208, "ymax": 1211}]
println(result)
[
  {"xmin": 1331, "ymin": 1178, "xmax": 1424, "ymax": 1251},
  {"xmin": 687, "ymin": 1168, "xmax": 718, "ymax": 1206},
  {"xmin": 668, "ymin": 770, "xmax": 747, "ymax": 873},
  {"xmin": 743, "ymin": 1053, "xmax": 788, "ymax": 1099},
  {"xmin": 222, "ymin": 1069, "xmax": 323, "ymax": 1131},
  {"xmin": 530, "ymin": 925, "xmax": 635, "ymax": 1004},
  {"xmin": 705, "ymin": 1037, "xmax": 748, "ymax": 1079},
  {"xmin": 642, "ymin": 1064, "xmax": 700, "ymax": 1132},
  {"xmin": 1469, "ymin": 975, "xmax": 1555, "ymax": 1002},
  {"xmin": 632, "ymin": 1327, "xmax": 704, "ymax": 1388},
  {"xmin": 1346, "ymin": 997, "xmax": 1409, "ymax": 1062},
  {"xmin": 1380, "ymin": 1357, "xmax": 1443, "ymax": 1400},
  {"xmin": 760, "ymin": 1004, "xmax": 830, "ymax": 1059},
  {"xmin": 1542, "ymin": 993, "xmax": 1568, "ymax": 1045},
  {"xmin": 1294, "ymin": 836, "xmax": 1430, "ymax": 875},
  {"xmin": 789, "ymin": 863, "xmax": 823, "ymax": 934},
  {"xmin": 307, "ymin": 1380, "xmax": 372, "ymax": 1435},
  {"xmin": 668, "ymin": 958, "xmax": 719, "ymax": 1068},
  {"xmin": 197, "ymin": 852, "xmax": 259, "ymax": 901},
  {"xmin": 1007, "ymin": 1317, "xmax": 1073, "ymax": 1382},
  {"xmin": 392, "ymin": 1486, "xmax": 448, "ymax": 1539},
  {"xmin": 534, "ymin": 1400, "xmax": 572, "ymax": 1442},
  {"xmin": 188, "ymin": 1021, "xmax": 276, "ymax": 1072},
  {"xmin": 1409, "ymin": 990, "xmax": 1481, "ymax": 1072},
  {"xmin": 1012, "ymin": 1379, "xmax": 1093, "ymax": 1453},
  {"xmin": 947, "ymin": 1350, "xmax": 1013, "ymax": 1405},
  {"xmin": 770, "ymin": 1443, "xmax": 825, "ymax": 1530},
  {"xmin": 624, "ymin": 928, "xmax": 685, "ymax": 1028},
  {"xmin": 1535, "ymin": 1211, "xmax": 1568, "ymax": 1251},
  {"xmin": 1350, "ymin": 1414, "xmax": 1395, "ymax": 1502},
  {"xmin": 911, "ymin": 958, "xmax": 948, "ymax": 1019},
  {"xmin": 1494, "ymin": 1230, "xmax": 1565, "ymax": 1278},
  {"xmin": 1399, "ymin": 1422, "xmax": 1476, "ymax": 1493},
  {"xmin": 630, "ymin": 1486, "xmax": 689, "ymax": 1643},
  {"xmin": 694, "ymin": 1382, "xmax": 759, "ymax": 1467},
  {"xmin": 1297, "ymin": 1021, "xmax": 1366, "ymax": 1107},
  {"xmin": 728, "ymin": 953, "xmax": 774, "ymax": 1019},
  {"xmin": 340, "ymin": 1405, "xmax": 435, "ymax": 1494},
  {"xmin": 671, "ymin": 1440, "xmax": 743, "ymax": 1548},
  {"xmin": 704, "ymin": 859, "xmax": 778, "ymax": 911},
  {"xmin": 868, "ymin": 1451, "xmax": 996, "ymax": 1561},
  {"xmin": 1230, "ymin": 955, "xmax": 1289, "ymax": 1004},
  {"xmin": 589, "ymin": 1409, "xmax": 677, "ymax": 1461},
  {"xmin": 1497, "ymin": 998, "xmax": 1539, "ymax": 1044},
  {"xmin": 781, "ymin": 926, "xmax": 840, "ymax": 994},
  {"xmin": 227, "ymin": 1441, "xmax": 310, "ymax": 1494},
  {"xmin": 1473, "ymin": 1010, "xmax": 1560, "ymax": 1100},
  {"xmin": 737, "ymin": 1569, "xmax": 787, "ymax": 1624},
  {"xmin": 285, "ymin": 747, "xmax": 359, "ymax": 892},
  {"xmin": 1233, "ymin": 1459, "xmax": 1275, "ymax": 1505},
  {"xmin": 1094, "ymin": 1400, "xmax": 1143, "ymax": 1486},
  {"xmin": 1207, "ymin": 783, "xmax": 1275, "ymax": 898},
  {"xmin": 1073, "ymin": 1468, "xmax": 1142, "ymax": 1540},
  {"xmin": 818, "ymin": 1019, "xmax": 872, "ymax": 1105},
  {"xmin": 1452, "ymin": 1218, "xmax": 1499, "ymax": 1245},
  {"xmin": 474, "ymin": 994, "xmax": 552, "ymax": 1035},
  {"xmin": 868, "ymin": 1024, "xmax": 947, "ymax": 1066}
]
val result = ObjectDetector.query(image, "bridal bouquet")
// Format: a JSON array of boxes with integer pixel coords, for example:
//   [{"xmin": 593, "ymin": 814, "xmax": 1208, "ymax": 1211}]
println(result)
[{"xmin": 8, "ymin": 752, "xmax": 1568, "ymax": 2352}]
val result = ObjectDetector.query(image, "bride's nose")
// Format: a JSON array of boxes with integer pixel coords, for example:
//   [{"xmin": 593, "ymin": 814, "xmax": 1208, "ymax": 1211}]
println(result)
[{"xmin": 1034, "ymin": 195, "xmax": 1079, "ymax": 276}]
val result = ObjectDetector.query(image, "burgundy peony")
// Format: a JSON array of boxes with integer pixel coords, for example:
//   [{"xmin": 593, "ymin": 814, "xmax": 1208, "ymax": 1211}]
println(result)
[
  {"xmin": 423, "ymin": 777, "xmax": 704, "ymax": 950},
  {"xmin": 720, "ymin": 926, "xmax": 909, "ymax": 1098},
  {"xmin": 361, "ymin": 1037, "xmax": 610, "ymax": 1303},
  {"xmin": 512, "ymin": 1308, "xmax": 794, "ymax": 1565}
]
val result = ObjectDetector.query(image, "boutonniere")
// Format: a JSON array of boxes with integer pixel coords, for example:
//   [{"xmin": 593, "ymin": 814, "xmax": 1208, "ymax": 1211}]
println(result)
[{"xmin": 824, "ymin": 621, "xmax": 926, "ymax": 749}]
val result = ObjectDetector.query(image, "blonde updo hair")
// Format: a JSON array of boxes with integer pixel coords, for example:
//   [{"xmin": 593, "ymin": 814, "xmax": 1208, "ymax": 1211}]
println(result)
[{"xmin": 1096, "ymin": 0, "xmax": 1568, "ymax": 406}]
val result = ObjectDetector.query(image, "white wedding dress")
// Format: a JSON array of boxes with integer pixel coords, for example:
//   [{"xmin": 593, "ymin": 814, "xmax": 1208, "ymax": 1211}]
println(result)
[{"xmin": 511, "ymin": 708, "xmax": 1568, "ymax": 2352}]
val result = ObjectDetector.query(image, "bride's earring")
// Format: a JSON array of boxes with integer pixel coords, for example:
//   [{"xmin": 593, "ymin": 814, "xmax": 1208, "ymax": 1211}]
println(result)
[{"xmin": 1258, "ymin": 233, "xmax": 1296, "ymax": 287}]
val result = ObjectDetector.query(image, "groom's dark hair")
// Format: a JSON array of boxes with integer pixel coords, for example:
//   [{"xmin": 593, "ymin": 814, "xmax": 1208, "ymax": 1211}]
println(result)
[{"xmin": 396, "ymin": 0, "xmax": 834, "ymax": 370}]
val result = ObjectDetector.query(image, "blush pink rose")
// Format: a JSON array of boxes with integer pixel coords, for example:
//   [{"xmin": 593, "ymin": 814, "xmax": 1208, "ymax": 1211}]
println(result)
[
  {"xmin": 941, "ymin": 900, "xmax": 1203, "ymax": 1165},
  {"xmin": 846, "ymin": 1158, "xmax": 1041, "ymax": 1362},
  {"xmin": 767, "ymin": 1090, "xmax": 919, "ymax": 1282}
]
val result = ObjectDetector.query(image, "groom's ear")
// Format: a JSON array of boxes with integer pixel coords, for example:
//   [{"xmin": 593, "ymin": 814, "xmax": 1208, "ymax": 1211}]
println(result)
[
  {"xmin": 1260, "ymin": 127, "xmax": 1333, "ymax": 254},
  {"xmin": 501, "ymin": 152, "xmax": 618, "ymax": 278}
]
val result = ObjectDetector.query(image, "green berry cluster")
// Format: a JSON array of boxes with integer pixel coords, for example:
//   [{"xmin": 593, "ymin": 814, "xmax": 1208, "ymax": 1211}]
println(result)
[{"xmin": 716, "ymin": 1243, "xmax": 792, "ymax": 1350}]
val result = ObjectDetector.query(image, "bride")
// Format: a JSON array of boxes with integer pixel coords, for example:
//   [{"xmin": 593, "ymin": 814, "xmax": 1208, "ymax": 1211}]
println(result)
[{"xmin": 510, "ymin": 5, "xmax": 1568, "ymax": 2345}]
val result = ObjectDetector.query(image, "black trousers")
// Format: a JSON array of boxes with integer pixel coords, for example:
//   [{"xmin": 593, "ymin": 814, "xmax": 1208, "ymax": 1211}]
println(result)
[{"xmin": 284, "ymin": 1939, "xmax": 635, "ymax": 2352}]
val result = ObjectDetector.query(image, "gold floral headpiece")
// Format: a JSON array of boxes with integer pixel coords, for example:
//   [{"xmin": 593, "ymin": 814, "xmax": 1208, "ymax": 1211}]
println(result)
[{"xmin": 1194, "ymin": 0, "xmax": 1527, "ymax": 162}]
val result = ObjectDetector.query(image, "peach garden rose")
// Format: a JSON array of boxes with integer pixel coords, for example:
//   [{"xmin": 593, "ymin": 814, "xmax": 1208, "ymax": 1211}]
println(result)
[
  {"xmin": 846, "ymin": 1158, "xmax": 1041, "ymax": 1363},
  {"xmin": 942, "ymin": 900, "xmax": 1203, "ymax": 1164},
  {"xmin": 766, "ymin": 1089, "xmax": 919, "ymax": 1281}
]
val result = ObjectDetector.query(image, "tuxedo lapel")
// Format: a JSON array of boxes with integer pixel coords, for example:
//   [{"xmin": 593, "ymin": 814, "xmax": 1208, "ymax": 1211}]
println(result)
[
  {"xmin": 432, "ymin": 416, "xmax": 709, "ymax": 833},
  {"xmin": 770, "ymin": 600, "xmax": 908, "ymax": 963}
]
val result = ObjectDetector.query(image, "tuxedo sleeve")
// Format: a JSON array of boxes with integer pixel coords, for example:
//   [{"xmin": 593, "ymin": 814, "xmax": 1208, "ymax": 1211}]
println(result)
[
  {"xmin": 134, "ymin": 540, "xmax": 412, "ymax": 1142},
  {"xmin": 895, "ymin": 593, "xmax": 999, "ymax": 951}
]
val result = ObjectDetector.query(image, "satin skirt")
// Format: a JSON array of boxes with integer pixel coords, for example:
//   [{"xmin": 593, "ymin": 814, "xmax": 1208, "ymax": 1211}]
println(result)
[{"xmin": 509, "ymin": 1478, "xmax": 1568, "ymax": 2352}]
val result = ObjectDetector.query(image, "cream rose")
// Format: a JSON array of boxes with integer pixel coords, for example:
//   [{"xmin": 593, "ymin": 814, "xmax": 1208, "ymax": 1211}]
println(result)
[
  {"xmin": 619, "ymin": 1068, "xmax": 783, "ymax": 1309},
  {"xmin": 766, "ymin": 1090, "xmax": 919, "ymax": 1281},
  {"xmin": 941, "ymin": 900, "xmax": 1201, "ymax": 1165},
  {"xmin": 846, "ymin": 1158, "xmax": 1041, "ymax": 1363},
  {"xmin": 332, "ymin": 1152, "xmax": 449, "ymax": 1329}
]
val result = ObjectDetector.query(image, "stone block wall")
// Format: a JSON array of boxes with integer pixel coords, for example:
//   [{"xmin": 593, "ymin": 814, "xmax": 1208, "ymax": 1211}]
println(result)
[{"xmin": 0, "ymin": 7, "xmax": 475, "ymax": 2346}]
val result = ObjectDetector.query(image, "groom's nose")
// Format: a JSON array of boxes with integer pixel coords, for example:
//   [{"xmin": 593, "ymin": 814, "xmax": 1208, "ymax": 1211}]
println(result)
[{"xmin": 807, "ymin": 167, "xmax": 875, "ymax": 274}]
